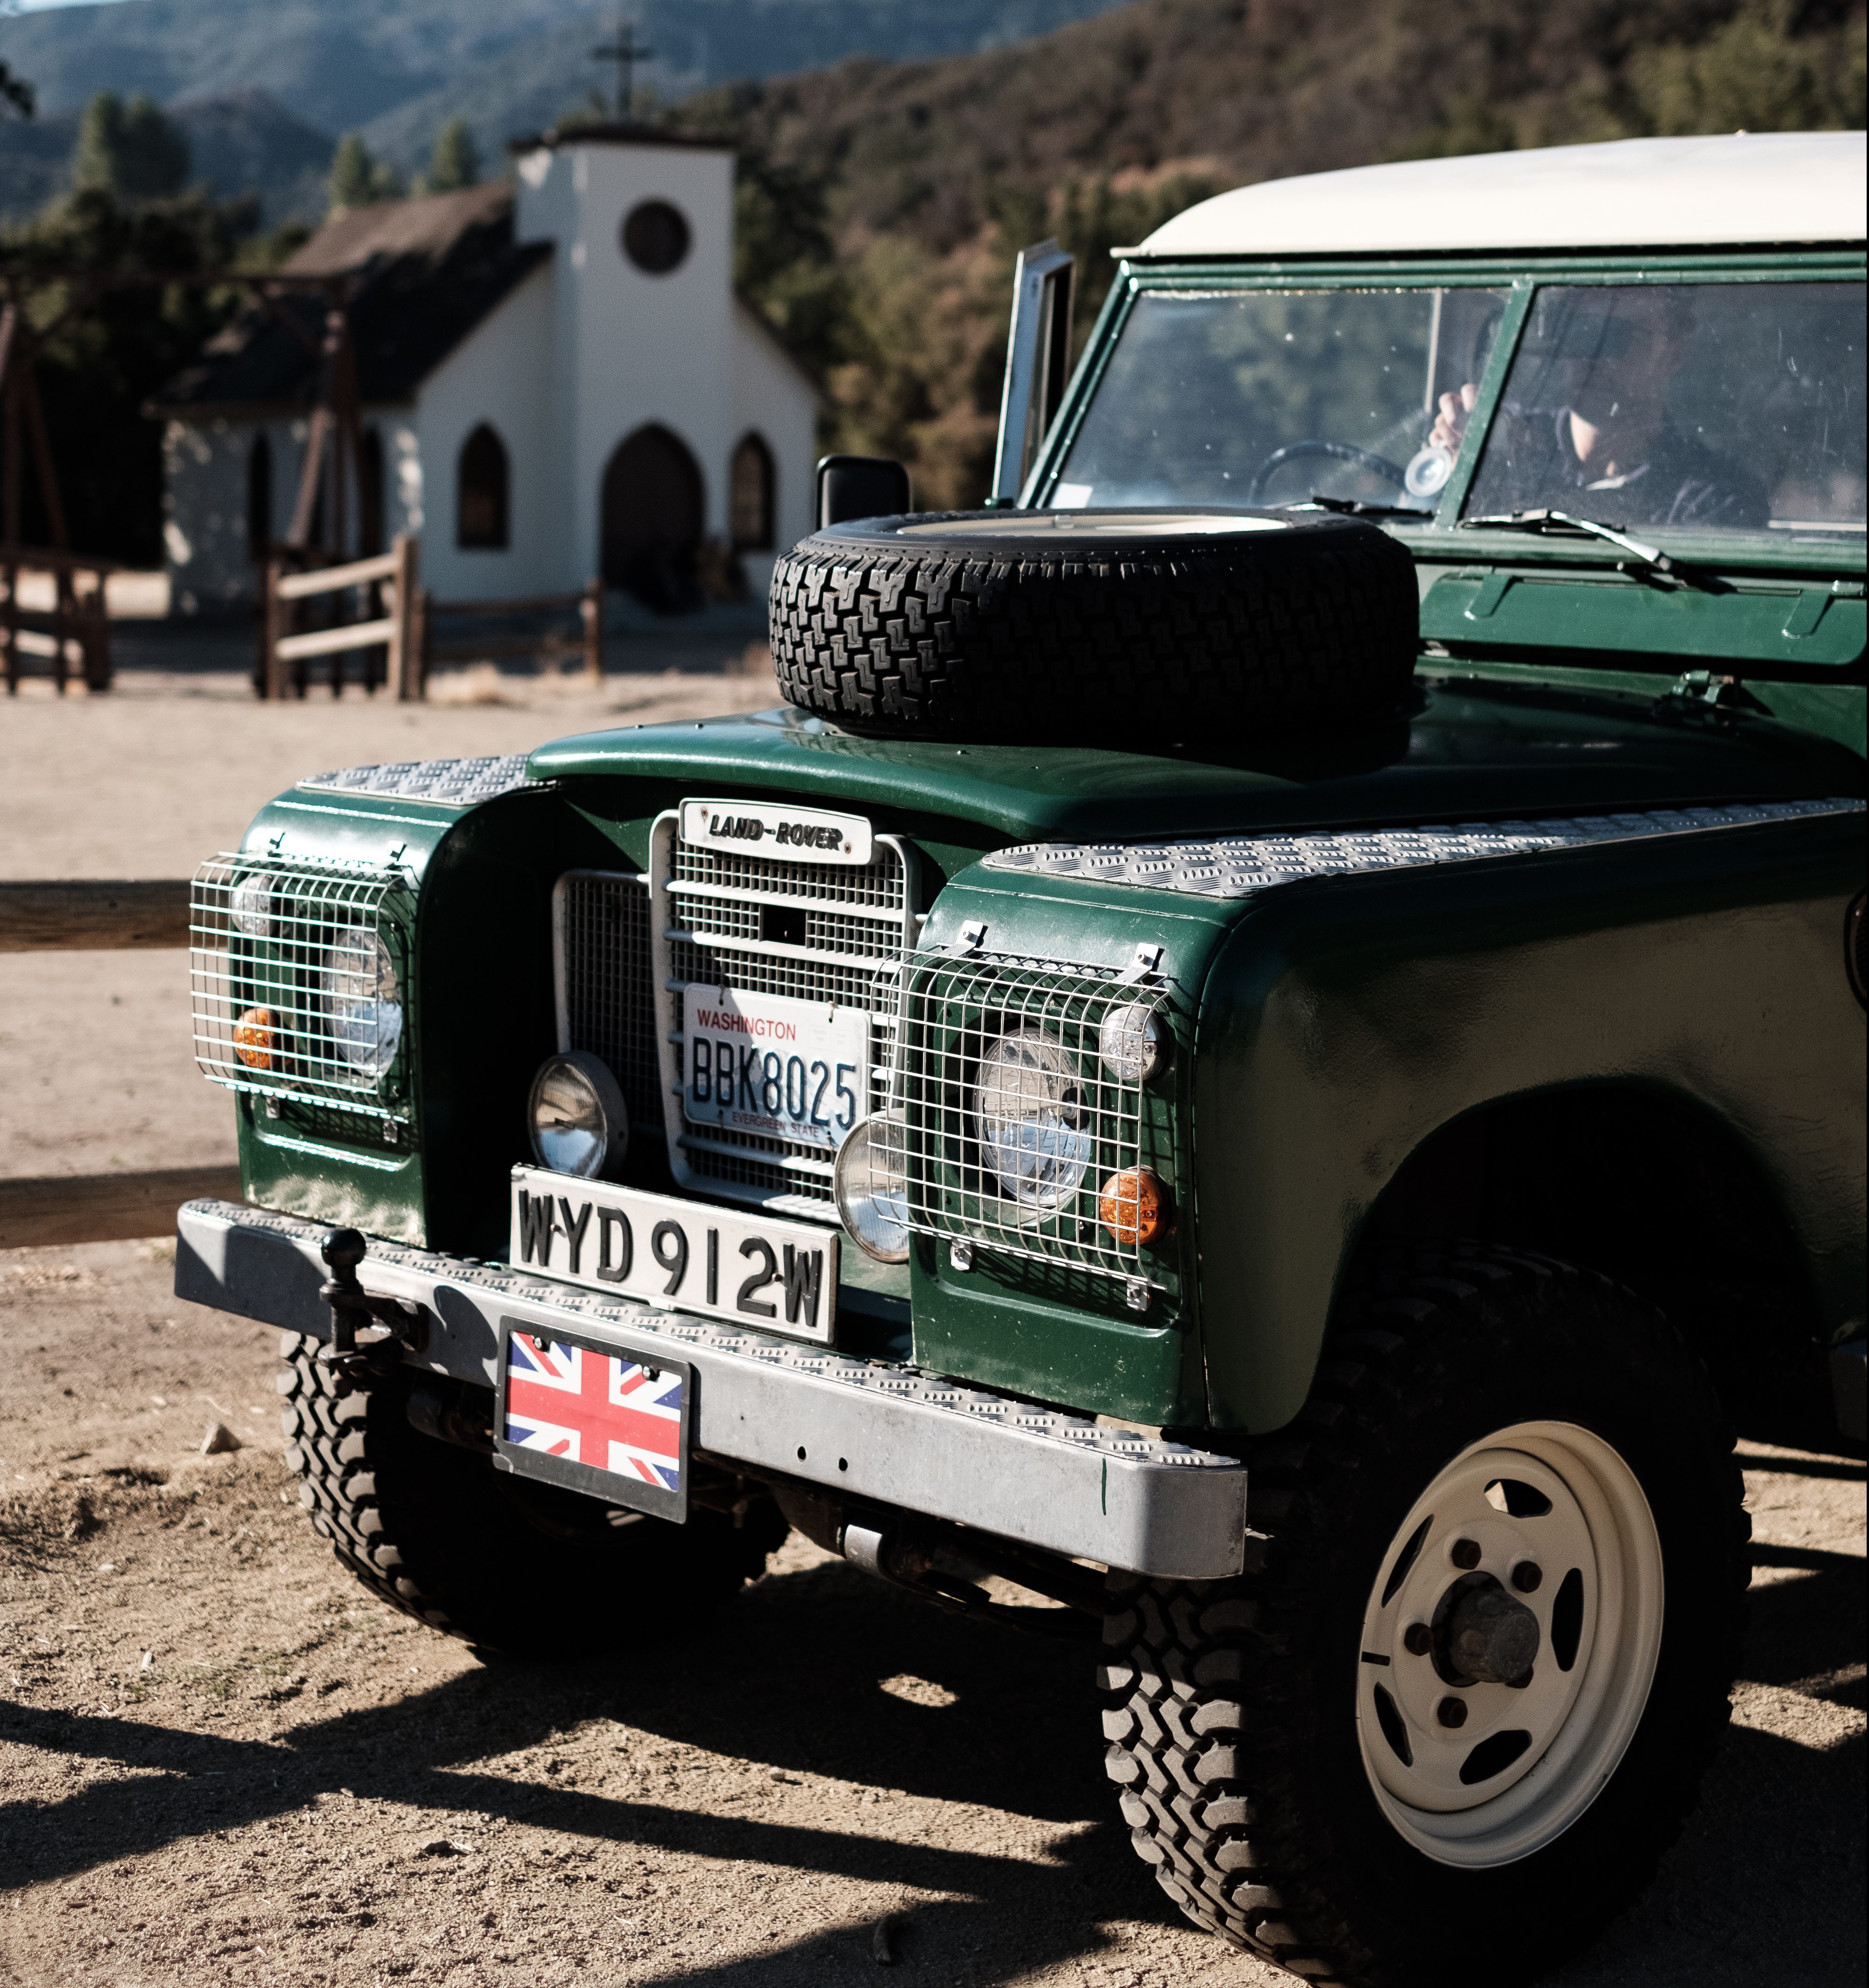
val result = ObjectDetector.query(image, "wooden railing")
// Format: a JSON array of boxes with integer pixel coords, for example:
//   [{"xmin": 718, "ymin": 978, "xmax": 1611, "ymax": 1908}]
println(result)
[
  {"xmin": 260, "ymin": 535, "xmax": 421, "ymax": 700},
  {"xmin": 0, "ymin": 878, "xmax": 237, "ymax": 1248},
  {"xmin": 2, "ymin": 545, "xmax": 119, "ymax": 695}
]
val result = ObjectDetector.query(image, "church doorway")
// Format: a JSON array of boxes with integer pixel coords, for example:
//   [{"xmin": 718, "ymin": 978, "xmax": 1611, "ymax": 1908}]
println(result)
[{"xmin": 601, "ymin": 424, "xmax": 704, "ymax": 612}]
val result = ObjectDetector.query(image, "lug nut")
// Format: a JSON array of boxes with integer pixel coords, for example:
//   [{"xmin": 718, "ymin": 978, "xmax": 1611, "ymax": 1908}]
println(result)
[
  {"xmin": 1436, "ymin": 1697, "xmax": 1467, "ymax": 1729},
  {"xmin": 1451, "ymin": 1538, "xmax": 1482, "ymax": 1570},
  {"xmin": 1512, "ymin": 1561, "xmax": 1542, "ymax": 1593},
  {"xmin": 1403, "ymin": 1623, "xmax": 1433, "ymax": 1657}
]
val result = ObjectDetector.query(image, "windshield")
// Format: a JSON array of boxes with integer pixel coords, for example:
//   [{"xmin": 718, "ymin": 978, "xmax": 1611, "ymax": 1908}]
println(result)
[
  {"xmin": 1463, "ymin": 281, "xmax": 1866, "ymax": 537},
  {"xmin": 1047, "ymin": 287, "xmax": 1508, "ymax": 510}
]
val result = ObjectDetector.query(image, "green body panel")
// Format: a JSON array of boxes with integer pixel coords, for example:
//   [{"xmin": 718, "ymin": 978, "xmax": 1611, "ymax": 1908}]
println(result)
[
  {"xmin": 529, "ymin": 690, "xmax": 1861, "ymax": 844},
  {"xmin": 1420, "ymin": 570, "xmax": 1866, "ymax": 672},
  {"xmin": 1188, "ymin": 810, "xmax": 1866, "ymax": 1431}
]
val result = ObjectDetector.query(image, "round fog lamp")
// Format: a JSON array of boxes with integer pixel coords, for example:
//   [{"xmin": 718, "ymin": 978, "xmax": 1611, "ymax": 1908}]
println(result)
[
  {"xmin": 1099, "ymin": 1167, "xmax": 1170, "ymax": 1248},
  {"xmin": 528, "ymin": 1051, "xmax": 630, "ymax": 1179},
  {"xmin": 972, "ymin": 1029, "xmax": 1092, "ymax": 1215},
  {"xmin": 1098, "ymin": 1001, "xmax": 1167, "ymax": 1083},
  {"xmin": 834, "ymin": 1112, "xmax": 910, "ymax": 1263}
]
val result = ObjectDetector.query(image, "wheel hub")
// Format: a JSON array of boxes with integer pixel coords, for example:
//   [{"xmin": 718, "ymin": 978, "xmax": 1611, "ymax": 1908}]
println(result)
[
  {"xmin": 1434, "ymin": 1573, "xmax": 1541, "ymax": 1686},
  {"xmin": 1353, "ymin": 1423, "xmax": 1664, "ymax": 1868}
]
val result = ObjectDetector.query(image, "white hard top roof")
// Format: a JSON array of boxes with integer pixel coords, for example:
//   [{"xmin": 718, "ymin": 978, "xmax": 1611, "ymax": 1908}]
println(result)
[{"xmin": 1135, "ymin": 133, "xmax": 1867, "ymax": 259}]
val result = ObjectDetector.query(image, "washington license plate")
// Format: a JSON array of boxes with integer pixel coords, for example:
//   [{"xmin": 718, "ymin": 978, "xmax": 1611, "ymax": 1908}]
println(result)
[
  {"xmin": 680, "ymin": 986, "xmax": 868, "ymax": 1149},
  {"xmin": 494, "ymin": 1321, "xmax": 692, "ymax": 1521},
  {"xmin": 509, "ymin": 1166, "xmax": 839, "ymax": 1344}
]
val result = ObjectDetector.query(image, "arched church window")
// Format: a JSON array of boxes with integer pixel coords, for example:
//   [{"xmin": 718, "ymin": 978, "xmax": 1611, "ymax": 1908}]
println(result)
[
  {"xmin": 246, "ymin": 431, "xmax": 272, "ymax": 560},
  {"xmin": 457, "ymin": 423, "xmax": 509, "ymax": 549},
  {"xmin": 729, "ymin": 432, "xmax": 775, "ymax": 550}
]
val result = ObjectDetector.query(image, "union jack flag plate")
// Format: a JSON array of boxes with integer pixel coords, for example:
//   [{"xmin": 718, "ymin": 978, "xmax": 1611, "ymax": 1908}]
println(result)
[{"xmin": 493, "ymin": 1320, "xmax": 692, "ymax": 1523}]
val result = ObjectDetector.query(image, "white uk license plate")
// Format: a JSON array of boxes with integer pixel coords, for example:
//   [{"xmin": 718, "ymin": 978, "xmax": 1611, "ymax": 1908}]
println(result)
[
  {"xmin": 509, "ymin": 1166, "xmax": 839, "ymax": 1344},
  {"xmin": 679, "ymin": 986, "xmax": 868, "ymax": 1150}
]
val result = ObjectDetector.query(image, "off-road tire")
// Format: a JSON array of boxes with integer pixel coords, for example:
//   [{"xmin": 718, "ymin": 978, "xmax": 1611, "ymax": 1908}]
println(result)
[
  {"xmin": 276, "ymin": 1334, "xmax": 786, "ymax": 1656},
  {"xmin": 768, "ymin": 509, "xmax": 1418, "ymax": 744},
  {"xmin": 1099, "ymin": 1246, "xmax": 1748, "ymax": 1986}
]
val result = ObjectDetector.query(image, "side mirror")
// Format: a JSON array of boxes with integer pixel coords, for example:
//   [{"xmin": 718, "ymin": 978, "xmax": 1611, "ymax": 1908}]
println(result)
[
  {"xmin": 988, "ymin": 239, "xmax": 1074, "ymax": 505},
  {"xmin": 816, "ymin": 455, "xmax": 912, "ymax": 529}
]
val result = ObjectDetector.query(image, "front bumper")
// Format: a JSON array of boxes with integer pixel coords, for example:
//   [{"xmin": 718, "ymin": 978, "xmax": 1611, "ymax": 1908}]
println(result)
[{"xmin": 175, "ymin": 1200, "xmax": 1248, "ymax": 1579}]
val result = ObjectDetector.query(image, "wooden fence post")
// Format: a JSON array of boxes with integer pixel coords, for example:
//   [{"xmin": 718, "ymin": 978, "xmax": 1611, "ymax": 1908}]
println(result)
[
  {"xmin": 262, "ymin": 555, "xmax": 286, "ymax": 700},
  {"xmin": 2, "ymin": 550, "xmax": 16, "ymax": 695},
  {"xmin": 387, "ymin": 533, "xmax": 422, "ymax": 700},
  {"xmin": 581, "ymin": 578, "xmax": 604, "ymax": 684},
  {"xmin": 81, "ymin": 562, "xmax": 111, "ymax": 691}
]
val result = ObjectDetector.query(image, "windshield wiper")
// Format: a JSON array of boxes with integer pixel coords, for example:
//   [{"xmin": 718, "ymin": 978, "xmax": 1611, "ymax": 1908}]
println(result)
[
  {"xmin": 1459, "ymin": 508, "xmax": 1726, "ymax": 590},
  {"xmin": 1288, "ymin": 495, "xmax": 1435, "ymax": 519}
]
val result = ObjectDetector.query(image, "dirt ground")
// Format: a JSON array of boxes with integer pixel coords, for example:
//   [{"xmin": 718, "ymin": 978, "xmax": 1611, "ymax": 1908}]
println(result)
[{"xmin": 1, "ymin": 638, "xmax": 1864, "ymax": 1987}]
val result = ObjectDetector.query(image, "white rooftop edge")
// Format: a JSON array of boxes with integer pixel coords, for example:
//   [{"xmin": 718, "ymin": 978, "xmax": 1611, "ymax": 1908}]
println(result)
[{"xmin": 1134, "ymin": 133, "xmax": 1867, "ymax": 258}]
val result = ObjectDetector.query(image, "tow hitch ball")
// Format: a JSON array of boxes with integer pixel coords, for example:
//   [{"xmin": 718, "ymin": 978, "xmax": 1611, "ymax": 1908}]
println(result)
[{"xmin": 319, "ymin": 1228, "xmax": 425, "ymax": 1380}]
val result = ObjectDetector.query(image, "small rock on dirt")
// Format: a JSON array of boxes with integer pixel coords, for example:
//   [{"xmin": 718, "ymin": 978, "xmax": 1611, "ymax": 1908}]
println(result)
[
  {"xmin": 871, "ymin": 1912, "xmax": 904, "ymax": 1964},
  {"xmin": 200, "ymin": 1422, "xmax": 242, "ymax": 1455}
]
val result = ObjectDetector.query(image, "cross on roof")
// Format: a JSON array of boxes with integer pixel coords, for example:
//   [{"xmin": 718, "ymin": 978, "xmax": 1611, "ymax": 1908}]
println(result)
[{"xmin": 591, "ymin": 12, "xmax": 655, "ymax": 119}]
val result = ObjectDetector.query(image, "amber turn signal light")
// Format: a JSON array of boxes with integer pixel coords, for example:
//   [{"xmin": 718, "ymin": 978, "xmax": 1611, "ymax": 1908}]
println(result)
[
  {"xmin": 1099, "ymin": 1166, "xmax": 1169, "ymax": 1247},
  {"xmin": 234, "ymin": 1005, "xmax": 277, "ymax": 1071}
]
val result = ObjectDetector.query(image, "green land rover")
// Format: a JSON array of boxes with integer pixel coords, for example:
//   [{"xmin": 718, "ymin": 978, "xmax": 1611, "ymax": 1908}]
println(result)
[{"xmin": 176, "ymin": 133, "xmax": 1865, "ymax": 1984}]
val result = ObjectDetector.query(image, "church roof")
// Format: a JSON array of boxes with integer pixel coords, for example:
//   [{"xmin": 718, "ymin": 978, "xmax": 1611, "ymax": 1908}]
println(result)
[
  {"xmin": 508, "ymin": 120, "xmax": 735, "ymax": 154},
  {"xmin": 152, "ymin": 182, "xmax": 550, "ymax": 418}
]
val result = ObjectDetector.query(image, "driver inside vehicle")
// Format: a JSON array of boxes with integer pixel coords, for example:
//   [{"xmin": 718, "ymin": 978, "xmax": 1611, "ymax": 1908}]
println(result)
[{"xmin": 1431, "ymin": 287, "xmax": 1770, "ymax": 529}]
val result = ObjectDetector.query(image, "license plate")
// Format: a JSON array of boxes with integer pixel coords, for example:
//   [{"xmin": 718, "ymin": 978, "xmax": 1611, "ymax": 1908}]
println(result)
[
  {"xmin": 494, "ymin": 1320, "xmax": 692, "ymax": 1521},
  {"xmin": 509, "ymin": 1166, "xmax": 840, "ymax": 1345},
  {"xmin": 680, "ymin": 985, "xmax": 868, "ymax": 1150}
]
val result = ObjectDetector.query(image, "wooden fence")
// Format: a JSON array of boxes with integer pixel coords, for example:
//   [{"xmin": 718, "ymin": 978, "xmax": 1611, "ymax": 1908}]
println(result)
[
  {"xmin": 0, "ymin": 879, "xmax": 238, "ymax": 1249},
  {"xmin": 2, "ymin": 545, "xmax": 118, "ymax": 695},
  {"xmin": 260, "ymin": 535, "xmax": 421, "ymax": 700}
]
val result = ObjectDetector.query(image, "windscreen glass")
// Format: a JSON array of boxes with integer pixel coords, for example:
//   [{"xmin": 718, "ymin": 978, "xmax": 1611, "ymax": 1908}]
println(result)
[
  {"xmin": 1049, "ymin": 287, "xmax": 1508, "ymax": 510},
  {"xmin": 1463, "ymin": 281, "xmax": 1866, "ymax": 537}
]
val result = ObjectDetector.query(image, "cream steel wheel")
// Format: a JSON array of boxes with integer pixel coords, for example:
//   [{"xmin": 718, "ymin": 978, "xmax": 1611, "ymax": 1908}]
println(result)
[{"xmin": 1355, "ymin": 1423, "xmax": 1663, "ymax": 1866}]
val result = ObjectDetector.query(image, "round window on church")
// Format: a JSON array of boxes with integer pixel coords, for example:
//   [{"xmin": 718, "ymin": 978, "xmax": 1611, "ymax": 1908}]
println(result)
[{"xmin": 622, "ymin": 200, "xmax": 690, "ymax": 275}]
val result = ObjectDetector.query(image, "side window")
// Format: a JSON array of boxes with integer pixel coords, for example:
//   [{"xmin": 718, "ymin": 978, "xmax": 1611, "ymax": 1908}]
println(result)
[
  {"xmin": 457, "ymin": 423, "xmax": 510, "ymax": 550},
  {"xmin": 730, "ymin": 431, "xmax": 775, "ymax": 550}
]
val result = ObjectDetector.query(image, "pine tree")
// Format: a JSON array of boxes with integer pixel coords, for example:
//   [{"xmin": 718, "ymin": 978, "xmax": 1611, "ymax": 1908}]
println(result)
[
  {"xmin": 329, "ymin": 132, "xmax": 401, "ymax": 210},
  {"xmin": 70, "ymin": 91, "xmax": 189, "ymax": 200},
  {"xmin": 428, "ymin": 118, "xmax": 480, "ymax": 194}
]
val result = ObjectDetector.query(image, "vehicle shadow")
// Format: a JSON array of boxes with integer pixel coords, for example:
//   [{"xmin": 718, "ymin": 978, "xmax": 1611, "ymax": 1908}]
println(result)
[{"xmin": 0, "ymin": 1532, "xmax": 1860, "ymax": 1985}]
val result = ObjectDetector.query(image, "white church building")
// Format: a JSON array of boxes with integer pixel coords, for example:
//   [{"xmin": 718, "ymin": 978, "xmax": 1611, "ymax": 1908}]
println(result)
[{"xmin": 157, "ymin": 126, "xmax": 820, "ymax": 614}]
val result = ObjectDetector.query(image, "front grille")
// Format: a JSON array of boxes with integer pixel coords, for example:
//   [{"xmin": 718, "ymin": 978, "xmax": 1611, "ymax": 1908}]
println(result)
[
  {"xmin": 889, "ymin": 951, "xmax": 1181, "ymax": 1299},
  {"xmin": 650, "ymin": 807, "xmax": 920, "ymax": 1218},
  {"xmin": 554, "ymin": 870, "xmax": 663, "ymax": 1136},
  {"xmin": 189, "ymin": 854, "xmax": 412, "ymax": 1120}
]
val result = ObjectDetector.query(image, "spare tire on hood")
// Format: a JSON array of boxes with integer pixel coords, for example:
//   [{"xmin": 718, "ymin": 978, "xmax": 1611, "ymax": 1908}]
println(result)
[{"xmin": 768, "ymin": 507, "xmax": 1419, "ymax": 745}]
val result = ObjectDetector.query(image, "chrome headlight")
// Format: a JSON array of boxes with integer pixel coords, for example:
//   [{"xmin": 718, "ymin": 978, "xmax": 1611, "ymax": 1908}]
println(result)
[
  {"xmin": 320, "ymin": 925, "xmax": 402, "ymax": 1077},
  {"xmin": 834, "ymin": 1111, "xmax": 910, "ymax": 1262},
  {"xmin": 972, "ymin": 1029, "xmax": 1092, "ymax": 1215},
  {"xmin": 528, "ymin": 1051, "xmax": 630, "ymax": 1180}
]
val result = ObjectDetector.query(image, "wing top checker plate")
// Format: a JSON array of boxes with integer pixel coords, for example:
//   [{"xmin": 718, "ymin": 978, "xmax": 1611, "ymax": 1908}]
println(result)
[{"xmin": 495, "ymin": 1320, "xmax": 693, "ymax": 1522}]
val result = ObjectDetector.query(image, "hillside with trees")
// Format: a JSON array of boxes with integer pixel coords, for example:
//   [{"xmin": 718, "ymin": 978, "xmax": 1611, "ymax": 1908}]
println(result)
[{"xmin": 683, "ymin": 0, "xmax": 1864, "ymax": 506}]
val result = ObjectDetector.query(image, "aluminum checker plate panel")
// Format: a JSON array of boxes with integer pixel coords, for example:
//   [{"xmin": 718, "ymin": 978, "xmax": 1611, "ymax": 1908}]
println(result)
[{"xmin": 981, "ymin": 797, "xmax": 1866, "ymax": 898}]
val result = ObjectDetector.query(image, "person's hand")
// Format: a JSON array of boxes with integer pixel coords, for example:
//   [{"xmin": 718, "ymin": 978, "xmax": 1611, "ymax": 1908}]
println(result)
[{"xmin": 1429, "ymin": 383, "xmax": 1478, "ymax": 452}]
